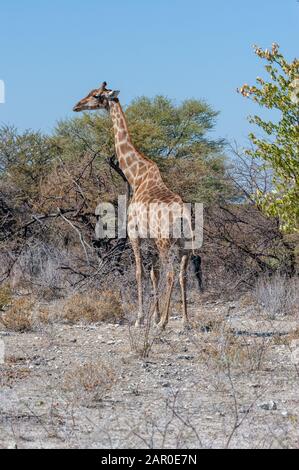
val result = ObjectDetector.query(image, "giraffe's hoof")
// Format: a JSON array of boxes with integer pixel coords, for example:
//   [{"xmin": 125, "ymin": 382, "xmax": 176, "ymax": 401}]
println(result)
[{"xmin": 157, "ymin": 321, "xmax": 166, "ymax": 330}]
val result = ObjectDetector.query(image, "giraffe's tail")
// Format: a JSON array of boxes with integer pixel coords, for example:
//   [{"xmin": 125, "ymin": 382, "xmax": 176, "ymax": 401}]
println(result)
[{"xmin": 191, "ymin": 254, "xmax": 204, "ymax": 292}]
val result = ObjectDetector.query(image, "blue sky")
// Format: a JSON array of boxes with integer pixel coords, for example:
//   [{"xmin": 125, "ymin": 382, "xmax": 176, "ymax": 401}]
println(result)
[{"xmin": 0, "ymin": 0, "xmax": 298, "ymax": 146}]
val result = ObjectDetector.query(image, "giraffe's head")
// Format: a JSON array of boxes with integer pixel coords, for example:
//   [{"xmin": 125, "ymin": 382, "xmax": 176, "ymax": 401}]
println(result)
[{"xmin": 73, "ymin": 82, "xmax": 120, "ymax": 112}]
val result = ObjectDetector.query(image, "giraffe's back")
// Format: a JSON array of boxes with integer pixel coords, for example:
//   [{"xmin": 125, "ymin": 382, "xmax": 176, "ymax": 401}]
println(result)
[{"xmin": 133, "ymin": 180, "xmax": 183, "ymax": 205}]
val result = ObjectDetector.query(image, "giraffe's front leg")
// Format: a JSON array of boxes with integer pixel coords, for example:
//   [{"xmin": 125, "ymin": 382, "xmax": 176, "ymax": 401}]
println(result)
[
  {"xmin": 130, "ymin": 238, "xmax": 144, "ymax": 327},
  {"xmin": 158, "ymin": 268, "xmax": 174, "ymax": 330}
]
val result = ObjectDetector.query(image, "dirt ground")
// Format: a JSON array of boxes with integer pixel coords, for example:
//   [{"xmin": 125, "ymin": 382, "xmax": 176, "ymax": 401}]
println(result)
[{"xmin": 0, "ymin": 296, "xmax": 298, "ymax": 449}]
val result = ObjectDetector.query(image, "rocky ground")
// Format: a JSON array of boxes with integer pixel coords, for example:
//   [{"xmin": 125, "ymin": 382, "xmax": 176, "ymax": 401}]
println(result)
[{"xmin": 0, "ymin": 296, "xmax": 298, "ymax": 449}]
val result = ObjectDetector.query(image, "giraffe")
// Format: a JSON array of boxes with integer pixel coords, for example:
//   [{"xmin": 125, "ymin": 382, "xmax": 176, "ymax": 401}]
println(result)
[{"xmin": 73, "ymin": 82, "xmax": 197, "ymax": 329}]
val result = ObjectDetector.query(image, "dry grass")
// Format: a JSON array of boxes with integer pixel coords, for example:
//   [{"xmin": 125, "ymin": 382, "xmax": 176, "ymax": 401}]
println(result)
[
  {"xmin": 193, "ymin": 307, "xmax": 225, "ymax": 333},
  {"xmin": 224, "ymin": 338, "xmax": 268, "ymax": 371},
  {"xmin": 62, "ymin": 290, "xmax": 124, "ymax": 324},
  {"xmin": 0, "ymin": 365, "xmax": 31, "ymax": 387},
  {"xmin": 62, "ymin": 361, "xmax": 116, "ymax": 403},
  {"xmin": 0, "ymin": 285, "xmax": 11, "ymax": 311},
  {"xmin": 254, "ymin": 274, "xmax": 299, "ymax": 318},
  {"xmin": 199, "ymin": 331, "xmax": 269, "ymax": 373},
  {"xmin": 239, "ymin": 293, "xmax": 254, "ymax": 308},
  {"xmin": 0, "ymin": 297, "xmax": 34, "ymax": 332},
  {"xmin": 35, "ymin": 306, "xmax": 52, "ymax": 325},
  {"xmin": 287, "ymin": 328, "xmax": 299, "ymax": 342}
]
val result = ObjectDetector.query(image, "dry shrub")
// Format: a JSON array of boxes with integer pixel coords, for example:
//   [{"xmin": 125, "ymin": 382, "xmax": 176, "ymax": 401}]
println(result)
[
  {"xmin": 128, "ymin": 316, "xmax": 160, "ymax": 359},
  {"xmin": 200, "ymin": 331, "xmax": 268, "ymax": 372},
  {"xmin": 274, "ymin": 327, "xmax": 299, "ymax": 346},
  {"xmin": 223, "ymin": 337, "xmax": 267, "ymax": 371},
  {"xmin": 35, "ymin": 306, "xmax": 52, "ymax": 325},
  {"xmin": 288, "ymin": 328, "xmax": 299, "ymax": 342},
  {"xmin": 239, "ymin": 293, "xmax": 254, "ymax": 308},
  {"xmin": 63, "ymin": 290, "xmax": 124, "ymax": 324},
  {"xmin": 0, "ymin": 297, "xmax": 34, "ymax": 332},
  {"xmin": 0, "ymin": 365, "xmax": 31, "ymax": 387},
  {"xmin": 254, "ymin": 274, "xmax": 299, "ymax": 318},
  {"xmin": 0, "ymin": 285, "xmax": 11, "ymax": 310},
  {"xmin": 62, "ymin": 361, "xmax": 116, "ymax": 403},
  {"xmin": 9, "ymin": 240, "xmax": 73, "ymax": 299},
  {"xmin": 193, "ymin": 307, "xmax": 225, "ymax": 333}
]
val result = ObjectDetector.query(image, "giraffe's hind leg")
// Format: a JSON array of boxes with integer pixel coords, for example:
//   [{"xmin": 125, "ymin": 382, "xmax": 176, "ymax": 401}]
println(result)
[
  {"xmin": 156, "ymin": 241, "xmax": 175, "ymax": 330},
  {"xmin": 130, "ymin": 238, "xmax": 144, "ymax": 327}
]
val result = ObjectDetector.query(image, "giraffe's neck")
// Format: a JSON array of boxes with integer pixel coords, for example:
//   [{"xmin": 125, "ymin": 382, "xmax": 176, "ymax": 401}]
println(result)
[{"xmin": 108, "ymin": 100, "xmax": 156, "ymax": 191}]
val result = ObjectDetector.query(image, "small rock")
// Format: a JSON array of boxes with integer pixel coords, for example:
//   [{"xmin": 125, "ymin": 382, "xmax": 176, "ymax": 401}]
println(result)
[
  {"xmin": 259, "ymin": 401, "xmax": 277, "ymax": 411},
  {"xmin": 161, "ymin": 382, "xmax": 171, "ymax": 388},
  {"xmin": 177, "ymin": 355, "xmax": 194, "ymax": 361},
  {"xmin": 141, "ymin": 362, "xmax": 150, "ymax": 369},
  {"xmin": 240, "ymin": 407, "xmax": 251, "ymax": 414}
]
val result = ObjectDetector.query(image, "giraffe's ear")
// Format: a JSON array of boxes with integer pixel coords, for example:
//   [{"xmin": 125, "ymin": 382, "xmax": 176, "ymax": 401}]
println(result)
[{"xmin": 107, "ymin": 90, "xmax": 120, "ymax": 100}]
